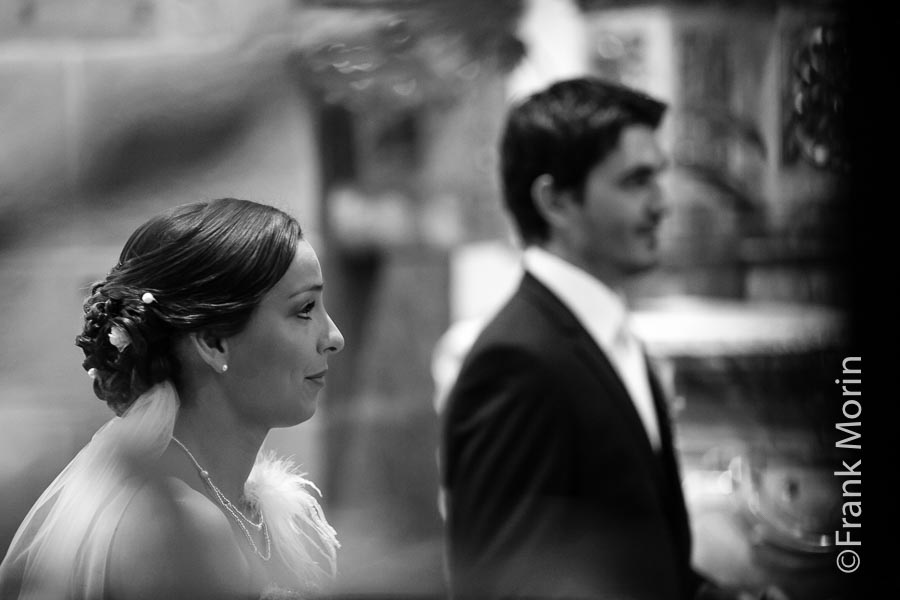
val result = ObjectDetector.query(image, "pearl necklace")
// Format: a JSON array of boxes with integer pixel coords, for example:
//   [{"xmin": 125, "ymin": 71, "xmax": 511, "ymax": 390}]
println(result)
[{"xmin": 171, "ymin": 437, "xmax": 271, "ymax": 561}]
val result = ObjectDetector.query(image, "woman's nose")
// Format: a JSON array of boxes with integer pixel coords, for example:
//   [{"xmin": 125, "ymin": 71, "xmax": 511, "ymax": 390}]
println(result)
[{"xmin": 321, "ymin": 313, "xmax": 345, "ymax": 355}]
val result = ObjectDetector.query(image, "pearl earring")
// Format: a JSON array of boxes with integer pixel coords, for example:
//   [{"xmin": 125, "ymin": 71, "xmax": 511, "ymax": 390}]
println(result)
[{"xmin": 221, "ymin": 364, "xmax": 228, "ymax": 373}]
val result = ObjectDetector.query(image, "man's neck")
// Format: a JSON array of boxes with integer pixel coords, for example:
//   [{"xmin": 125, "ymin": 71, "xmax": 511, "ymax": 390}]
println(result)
[{"xmin": 536, "ymin": 241, "xmax": 626, "ymax": 292}]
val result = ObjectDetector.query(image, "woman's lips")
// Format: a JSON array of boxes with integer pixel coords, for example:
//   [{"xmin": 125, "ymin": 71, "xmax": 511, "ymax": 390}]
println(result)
[{"xmin": 306, "ymin": 370, "xmax": 328, "ymax": 384}]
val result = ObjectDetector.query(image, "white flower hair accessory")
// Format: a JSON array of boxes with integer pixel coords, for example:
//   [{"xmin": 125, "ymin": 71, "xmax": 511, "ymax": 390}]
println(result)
[{"xmin": 108, "ymin": 325, "xmax": 131, "ymax": 352}]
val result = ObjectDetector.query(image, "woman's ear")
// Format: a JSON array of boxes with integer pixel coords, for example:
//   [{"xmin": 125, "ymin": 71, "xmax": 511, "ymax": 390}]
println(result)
[
  {"xmin": 531, "ymin": 174, "xmax": 576, "ymax": 229},
  {"xmin": 188, "ymin": 330, "xmax": 230, "ymax": 374}
]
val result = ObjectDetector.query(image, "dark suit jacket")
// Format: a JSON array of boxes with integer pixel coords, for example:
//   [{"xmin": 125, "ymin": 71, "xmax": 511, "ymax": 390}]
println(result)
[{"xmin": 441, "ymin": 273, "xmax": 705, "ymax": 600}]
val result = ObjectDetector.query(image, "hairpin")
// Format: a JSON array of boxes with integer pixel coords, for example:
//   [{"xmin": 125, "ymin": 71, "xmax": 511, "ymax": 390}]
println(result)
[
  {"xmin": 141, "ymin": 292, "xmax": 156, "ymax": 304},
  {"xmin": 108, "ymin": 325, "xmax": 131, "ymax": 351}
]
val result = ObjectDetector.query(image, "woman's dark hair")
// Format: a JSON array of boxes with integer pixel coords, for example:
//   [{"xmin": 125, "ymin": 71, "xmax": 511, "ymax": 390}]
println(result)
[
  {"xmin": 499, "ymin": 77, "xmax": 667, "ymax": 245},
  {"xmin": 75, "ymin": 198, "xmax": 302, "ymax": 414}
]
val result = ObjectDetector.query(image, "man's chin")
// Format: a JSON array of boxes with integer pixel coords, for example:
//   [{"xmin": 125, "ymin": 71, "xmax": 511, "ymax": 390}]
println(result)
[{"xmin": 627, "ymin": 256, "xmax": 662, "ymax": 277}]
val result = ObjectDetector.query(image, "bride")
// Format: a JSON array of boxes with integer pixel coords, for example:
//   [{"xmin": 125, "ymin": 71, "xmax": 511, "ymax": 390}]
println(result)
[{"xmin": 0, "ymin": 198, "xmax": 344, "ymax": 599}]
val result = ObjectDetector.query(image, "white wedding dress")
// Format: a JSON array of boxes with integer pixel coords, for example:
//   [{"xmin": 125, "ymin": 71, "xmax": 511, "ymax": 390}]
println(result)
[{"xmin": 0, "ymin": 381, "xmax": 339, "ymax": 599}]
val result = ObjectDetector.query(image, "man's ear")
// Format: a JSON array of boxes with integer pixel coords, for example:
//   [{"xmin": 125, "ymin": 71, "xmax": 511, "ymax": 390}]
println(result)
[
  {"xmin": 531, "ymin": 174, "xmax": 576, "ymax": 229},
  {"xmin": 188, "ymin": 330, "xmax": 229, "ymax": 374}
]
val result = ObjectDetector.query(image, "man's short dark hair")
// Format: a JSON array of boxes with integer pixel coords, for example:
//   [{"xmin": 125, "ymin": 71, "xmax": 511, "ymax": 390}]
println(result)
[{"xmin": 499, "ymin": 77, "xmax": 667, "ymax": 245}]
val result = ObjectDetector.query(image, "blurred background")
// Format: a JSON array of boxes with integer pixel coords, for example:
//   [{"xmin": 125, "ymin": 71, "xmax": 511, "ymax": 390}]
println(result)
[{"xmin": 0, "ymin": 0, "xmax": 869, "ymax": 598}]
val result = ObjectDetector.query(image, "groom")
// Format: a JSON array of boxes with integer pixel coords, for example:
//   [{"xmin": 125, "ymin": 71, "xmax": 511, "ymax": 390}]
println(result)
[{"xmin": 440, "ymin": 77, "xmax": 781, "ymax": 600}]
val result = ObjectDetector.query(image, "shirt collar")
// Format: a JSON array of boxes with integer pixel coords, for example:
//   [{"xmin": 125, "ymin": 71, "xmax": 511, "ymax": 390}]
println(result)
[{"xmin": 522, "ymin": 245, "xmax": 628, "ymax": 350}]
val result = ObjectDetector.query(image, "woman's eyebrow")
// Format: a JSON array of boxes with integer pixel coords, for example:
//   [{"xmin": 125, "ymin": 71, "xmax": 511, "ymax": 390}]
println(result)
[{"xmin": 289, "ymin": 283, "xmax": 324, "ymax": 298}]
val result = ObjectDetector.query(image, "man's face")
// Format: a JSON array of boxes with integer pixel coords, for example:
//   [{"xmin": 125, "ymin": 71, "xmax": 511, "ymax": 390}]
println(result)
[{"xmin": 561, "ymin": 124, "xmax": 669, "ymax": 286}]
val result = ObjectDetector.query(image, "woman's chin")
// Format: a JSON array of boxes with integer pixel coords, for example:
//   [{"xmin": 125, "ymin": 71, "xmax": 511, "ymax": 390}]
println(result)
[{"xmin": 292, "ymin": 397, "xmax": 319, "ymax": 425}]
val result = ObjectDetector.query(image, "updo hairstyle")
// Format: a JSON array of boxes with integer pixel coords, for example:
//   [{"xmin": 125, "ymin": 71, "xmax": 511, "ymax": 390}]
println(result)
[{"xmin": 75, "ymin": 198, "xmax": 302, "ymax": 415}]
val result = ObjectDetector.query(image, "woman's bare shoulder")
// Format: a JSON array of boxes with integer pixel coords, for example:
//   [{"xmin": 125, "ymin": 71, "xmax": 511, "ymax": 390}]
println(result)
[{"xmin": 108, "ymin": 475, "xmax": 255, "ymax": 599}]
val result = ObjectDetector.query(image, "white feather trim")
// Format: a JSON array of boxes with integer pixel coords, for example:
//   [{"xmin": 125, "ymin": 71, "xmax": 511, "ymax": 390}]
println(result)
[{"xmin": 244, "ymin": 450, "xmax": 340, "ymax": 590}]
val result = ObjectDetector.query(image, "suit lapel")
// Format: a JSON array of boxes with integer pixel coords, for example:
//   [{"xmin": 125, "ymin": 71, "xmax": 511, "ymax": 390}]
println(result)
[
  {"xmin": 519, "ymin": 274, "xmax": 659, "ymax": 465},
  {"xmin": 518, "ymin": 273, "xmax": 693, "ymax": 552},
  {"xmin": 645, "ymin": 355, "xmax": 694, "ymax": 554}
]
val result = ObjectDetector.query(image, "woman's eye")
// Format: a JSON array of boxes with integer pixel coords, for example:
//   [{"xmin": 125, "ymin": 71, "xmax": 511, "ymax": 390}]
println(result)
[{"xmin": 297, "ymin": 302, "xmax": 316, "ymax": 319}]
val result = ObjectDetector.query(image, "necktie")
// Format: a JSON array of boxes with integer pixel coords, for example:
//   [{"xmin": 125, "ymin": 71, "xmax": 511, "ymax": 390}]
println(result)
[{"xmin": 612, "ymin": 316, "xmax": 661, "ymax": 450}]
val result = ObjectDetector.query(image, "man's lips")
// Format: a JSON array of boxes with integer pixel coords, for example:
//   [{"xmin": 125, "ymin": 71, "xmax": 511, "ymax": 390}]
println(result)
[
  {"xmin": 306, "ymin": 370, "xmax": 328, "ymax": 381},
  {"xmin": 636, "ymin": 220, "xmax": 660, "ymax": 234}
]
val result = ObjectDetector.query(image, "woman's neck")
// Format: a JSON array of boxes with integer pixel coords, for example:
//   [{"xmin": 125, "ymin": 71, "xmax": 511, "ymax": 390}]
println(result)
[{"xmin": 171, "ymin": 383, "xmax": 267, "ymax": 505}]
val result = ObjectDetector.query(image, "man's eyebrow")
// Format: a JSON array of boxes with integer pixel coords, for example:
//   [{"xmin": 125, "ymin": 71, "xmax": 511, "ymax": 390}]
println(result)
[
  {"xmin": 619, "ymin": 160, "xmax": 669, "ymax": 181},
  {"xmin": 618, "ymin": 164, "xmax": 658, "ymax": 182}
]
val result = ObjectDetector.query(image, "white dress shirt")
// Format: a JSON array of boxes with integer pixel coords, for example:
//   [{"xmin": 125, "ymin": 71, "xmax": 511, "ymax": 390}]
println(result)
[{"xmin": 523, "ymin": 246, "xmax": 661, "ymax": 450}]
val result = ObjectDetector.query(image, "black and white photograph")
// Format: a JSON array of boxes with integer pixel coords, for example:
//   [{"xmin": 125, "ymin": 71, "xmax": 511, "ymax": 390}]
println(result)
[{"xmin": 0, "ymin": 1, "xmax": 887, "ymax": 599}]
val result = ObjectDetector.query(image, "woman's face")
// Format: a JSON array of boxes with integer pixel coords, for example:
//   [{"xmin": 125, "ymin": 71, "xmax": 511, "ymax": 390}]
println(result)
[{"xmin": 224, "ymin": 240, "xmax": 344, "ymax": 428}]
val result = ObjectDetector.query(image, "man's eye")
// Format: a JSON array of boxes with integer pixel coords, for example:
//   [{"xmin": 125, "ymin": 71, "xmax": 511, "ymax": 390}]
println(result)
[{"xmin": 627, "ymin": 174, "xmax": 652, "ymax": 187}]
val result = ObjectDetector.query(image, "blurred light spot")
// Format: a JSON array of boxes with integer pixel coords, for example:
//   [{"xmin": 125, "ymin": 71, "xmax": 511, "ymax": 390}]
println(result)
[{"xmin": 393, "ymin": 80, "xmax": 417, "ymax": 96}]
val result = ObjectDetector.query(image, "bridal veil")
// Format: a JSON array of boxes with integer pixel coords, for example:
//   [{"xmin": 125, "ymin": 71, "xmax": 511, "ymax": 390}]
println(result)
[
  {"xmin": 0, "ymin": 382, "xmax": 178, "ymax": 599},
  {"xmin": 0, "ymin": 381, "xmax": 339, "ymax": 599}
]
